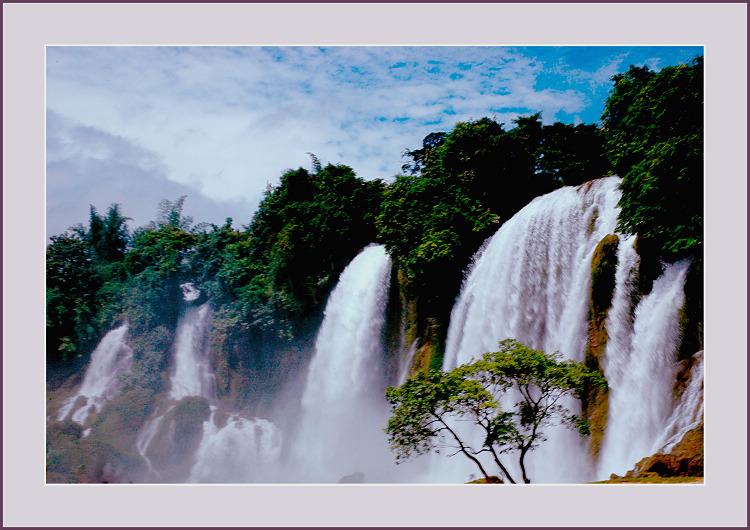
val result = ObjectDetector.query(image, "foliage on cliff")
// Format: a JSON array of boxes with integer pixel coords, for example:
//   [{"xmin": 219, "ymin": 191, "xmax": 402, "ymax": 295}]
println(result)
[
  {"xmin": 46, "ymin": 56, "xmax": 702, "ymax": 385},
  {"xmin": 378, "ymin": 115, "xmax": 610, "ymax": 335},
  {"xmin": 46, "ymin": 163, "xmax": 384, "ymax": 377},
  {"xmin": 603, "ymin": 56, "xmax": 703, "ymax": 266},
  {"xmin": 246, "ymin": 162, "xmax": 384, "ymax": 321}
]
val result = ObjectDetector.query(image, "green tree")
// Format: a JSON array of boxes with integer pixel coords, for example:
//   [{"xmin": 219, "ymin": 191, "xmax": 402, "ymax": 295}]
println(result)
[
  {"xmin": 85, "ymin": 204, "xmax": 131, "ymax": 263},
  {"xmin": 124, "ymin": 225, "xmax": 195, "ymax": 277},
  {"xmin": 187, "ymin": 218, "xmax": 249, "ymax": 303},
  {"xmin": 537, "ymin": 122, "xmax": 611, "ymax": 186},
  {"xmin": 401, "ymin": 132, "xmax": 447, "ymax": 175},
  {"xmin": 602, "ymin": 56, "xmax": 703, "ymax": 264},
  {"xmin": 379, "ymin": 115, "xmax": 612, "ymax": 345},
  {"xmin": 152, "ymin": 195, "xmax": 194, "ymax": 231},
  {"xmin": 46, "ymin": 233, "xmax": 103, "ymax": 362},
  {"xmin": 385, "ymin": 339, "xmax": 605, "ymax": 484},
  {"xmin": 246, "ymin": 162, "xmax": 385, "ymax": 319}
]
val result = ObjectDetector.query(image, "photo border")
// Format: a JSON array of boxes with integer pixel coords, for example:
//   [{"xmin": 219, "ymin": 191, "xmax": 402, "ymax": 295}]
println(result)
[{"xmin": 4, "ymin": 2, "xmax": 746, "ymax": 527}]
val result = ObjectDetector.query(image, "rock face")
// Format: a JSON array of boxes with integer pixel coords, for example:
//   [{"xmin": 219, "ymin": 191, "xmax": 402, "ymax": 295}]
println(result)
[
  {"xmin": 140, "ymin": 396, "xmax": 212, "ymax": 482},
  {"xmin": 584, "ymin": 234, "xmax": 619, "ymax": 460},
  {"xmin": 618, "ymin": 423, "xmax": 704, "ymax": 479},
  {"xmin": 338, "ymin": 471, "xmax": 365, "ymax": 483},
  {"xmin": 392, "ymin": 268, "xmax": 445, "ymax": 380}
]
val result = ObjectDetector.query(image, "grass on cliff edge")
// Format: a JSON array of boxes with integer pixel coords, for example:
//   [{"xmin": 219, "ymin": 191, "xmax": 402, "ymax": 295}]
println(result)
[{"xmin": 590, "ymin": 476, "xmax": 703, "ymax": 484}]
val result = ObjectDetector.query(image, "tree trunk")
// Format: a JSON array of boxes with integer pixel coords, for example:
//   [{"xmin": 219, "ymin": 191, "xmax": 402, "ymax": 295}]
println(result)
[
  {"xmin": 519, "ymin": 445, "xmax": 531, "ymax": 483},
  {"xmin": 440, "ymin": 418, "xmax": 493, "ymax": 482},
  {"xmin": 489, "ymin": 448, "xmax": 516, "ymax": 484}
]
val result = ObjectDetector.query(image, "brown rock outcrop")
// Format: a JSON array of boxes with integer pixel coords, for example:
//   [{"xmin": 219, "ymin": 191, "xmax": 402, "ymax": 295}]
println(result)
[{"xmin": 622, "ymin": 423, "xmax": 704, "ymax": 479}]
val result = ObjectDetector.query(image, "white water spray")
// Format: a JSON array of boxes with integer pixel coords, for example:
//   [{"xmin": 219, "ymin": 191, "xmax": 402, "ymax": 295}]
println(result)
[
  {"xmin": 189, "ymin": 407, "xmax": 282, "ymax": 483},
  {"xmin": 169, "ymin": 285, "xmax": 215, "ymax": 400},
  {"xmin": 291, "ymin": 244, "xmax": 414, "ymax": 482},
  {"xmin": 57, "ymin": 324, "xmax": 133, "ymax": 425},
  {"xmin": 654, "ymin": 350, "xmax": 704, "ymax": 454},
  {"xmin": 442, "ymin": 177, "xmax": 622, "ymax": 482},
  {"xmin": 596, "ymin": 260, "xmax": 690, "ymax": 477}
]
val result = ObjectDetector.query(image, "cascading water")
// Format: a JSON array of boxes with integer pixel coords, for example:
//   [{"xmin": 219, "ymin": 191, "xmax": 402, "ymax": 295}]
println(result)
[
  {"xmin": 57, "ymin": 323, "xmax": 133, "ymax": 425},
  {"xmin": 440, "ymin": 176, "xmax": 699, "ymax": 483},
  {"xmin": 135, "ymin": 415, "xmax": 164, "ymax": 479},
  {"xmin": 137, "ymin": 283, "xmax": 218, "ymax": 479},
  {"xmin": 397, "ymin": 339, "xmax": 419, "ymax": 386},
  {"xmin": 654, "ymin": 350, "xmax": 704, "ymax": 454},
  {"xmin": 134, "ymin": 281, "xmax": 284, "ymax": 483},
  {"xmin": 189, "ymin": 407, "xmax": 282, "ymax": 483},
  {"xmin": 290, "ymin": 244, "xmax": 413, "ymax": 483},
  {"xmin": 169, "ymin": 285, "xmax": 215, "ymax": 400},
  {"xmin": 50, "ymin": 181, "xmax": 700, "ymax": 485},
  {"xmin": 596, "ymin": 259, "xmax": 691, "ymax": 477},
  {"xmin": 442, "ymin": 177, "xmax": 622, "ymax": 483},
  {"xmin": 444, "ymin": 179, "xmax": 622, "ymax": 371}
]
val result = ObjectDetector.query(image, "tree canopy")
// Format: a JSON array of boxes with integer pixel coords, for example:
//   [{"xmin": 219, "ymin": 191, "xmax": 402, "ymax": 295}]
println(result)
[
  {"xmin": 46, "ymin": 161, "xmax": 386, "ymax": 395},
  {"xmin": 385, "ymin": 339, "xmax": 605, "ymax": 483},
  {"xmin": 46, "ymin": 55, "xmax": 702, "ymax": 395},
  {"xmin": 603, "ymin": 56, "xmax": 703, "ymax": 265},
  {"xmin": 377, "ymin": 114, "xmax": 611, "ymax": 357}
]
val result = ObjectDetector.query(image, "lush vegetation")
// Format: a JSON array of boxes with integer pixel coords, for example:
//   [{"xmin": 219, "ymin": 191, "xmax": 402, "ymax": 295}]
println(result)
[
  {"xmin": 46, "ymin": 162, "xmax": 384, "ymax": 380},
  {"xmin": 46, "ymin": 55, "xmax": 704, "ymax": 485},
  {"xmin": 243, "ymin": 161, "xmax": 385, "ymax": 328},
  {"xmin": 47, "ymin": 115, "xmax": 613, "ymax": 377},
  {"xmin": 378, "ymin": 114, "xmax": 611, "ymax": 347},
  {"xmin": 603, "ymin": 56, "xmax": 703, "ymax": 266},
  {"xmin": 46, "ymin": 55, "xmax": 702, "ymax": 404},
  {"xmin": 385, "ymin": 339, "xmax": 606, "ymax": 483},
  {"xmin": 602, "ymin": 56, "xmax": 704, "ymax": 357}
]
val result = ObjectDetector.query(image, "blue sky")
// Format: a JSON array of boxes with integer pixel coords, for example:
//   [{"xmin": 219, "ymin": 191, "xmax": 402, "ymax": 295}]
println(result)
[{"xmin": 46, "ymin": 46, "xmax": 702, "ymax": 239}]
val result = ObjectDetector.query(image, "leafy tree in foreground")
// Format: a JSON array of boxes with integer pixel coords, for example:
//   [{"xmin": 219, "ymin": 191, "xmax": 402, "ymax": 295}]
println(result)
[{"xmin": 385, "ymin": 339, "xmax": 605, "ymax": 483}]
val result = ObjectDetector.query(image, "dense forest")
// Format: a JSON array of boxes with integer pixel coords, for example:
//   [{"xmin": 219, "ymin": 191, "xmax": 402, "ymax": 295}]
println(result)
[{"xmin": 46, "ymin": 56, "xmax": 703, "ymax": 482}]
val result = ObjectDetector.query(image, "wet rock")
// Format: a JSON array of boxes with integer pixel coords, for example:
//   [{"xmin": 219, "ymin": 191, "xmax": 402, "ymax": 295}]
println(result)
[
  {"xmin": 626, "ymin": 423, "xmax": 703, "ymax": 478},
  {"xmin": 339, "ymin": 471, "xmax": 365, "ymax": 483}
]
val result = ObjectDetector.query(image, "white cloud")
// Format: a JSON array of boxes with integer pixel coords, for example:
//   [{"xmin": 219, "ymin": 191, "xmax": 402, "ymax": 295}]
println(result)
[
  {"xmin": 46, "ymin": 110, "xmax": 256, "ymax": 238},
  {"xmin": 46, "ymin": 46, "xmax": 699, "ymax": 234}
]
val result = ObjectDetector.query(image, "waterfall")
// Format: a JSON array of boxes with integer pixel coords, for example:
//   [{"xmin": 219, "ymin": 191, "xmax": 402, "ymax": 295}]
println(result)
[
  {"xmin": 596, "ymin": 259, "xmax": 690, "ymax": 477},
  {"xmin": 397, "ymin": 339, "xmax": 419, "ymax": 386},
  {"xmin": 189, "ymin": 407, "xmax": 282, "ymax": 483},
  {"xmin": 169, "ymin": 285, "xmax": 215, "ymax": 400},
  {"xmin": 440, "ymin": 176, "xmax": 699, "ymax": 483},
  {"xmin": 444, "ymin": 178, "xmax": 622, "ymax": 371},
  {"xmin": 442, "ymin": 177, "xmax": 622, "ymax": 482},
  {"xmin": 136, "ymin": 283, "xmax": 219, "ymax": 480},
  {"xmin": 291, "ymin": 244, "xmax": 410, "ymax": 482},
  {"xmin": 135, "ymin": 414, "xmax": 164, "ymax": 480},
  {"xmin": 654, "ymin": 350, "xmax": 704, "ymax": 454},
  {"xmin": 57, "ymin": 323, "xmax": 133, "ymax": 425}
]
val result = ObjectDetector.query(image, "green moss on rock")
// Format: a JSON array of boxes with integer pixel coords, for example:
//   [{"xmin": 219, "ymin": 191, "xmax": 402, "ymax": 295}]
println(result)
[
  {"xmin": 583, "ymin": 234, "xmax": 619, "ymax": 461},
  {"xmin": 393, "ymin": 268, "xmax": 447, "ymax": 379},
  {"xmin": 586, "ymin": 391, "xmax": 609, "ymax": 459},
  {"xmin": 590, "ymin": 234, "xmax": 619, "ymax": 315},
  {"xmin": 172, "ymin": 396, "xmax": 211, "ymax": 452}
]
